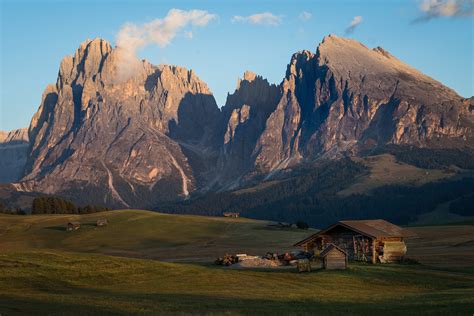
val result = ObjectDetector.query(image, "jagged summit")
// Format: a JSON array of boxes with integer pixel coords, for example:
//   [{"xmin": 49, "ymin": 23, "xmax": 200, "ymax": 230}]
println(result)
[
  {"xmin": 0, "ymin": 128, "xmax": 29, "ymax": 183},
  {"xmin": 21, "ymin": 38, "xmax": 221, "ymax": 207},
  {"xmin": 242, "ymin": 70, "xmax": 257, "ymax": 82},
  {"xmin": 0, "ymin": 128, "xmax": 28, "ymax": 144},
  {"xmin": 11, "ymin": 36, "xmax": 474, "ymax": 207}
]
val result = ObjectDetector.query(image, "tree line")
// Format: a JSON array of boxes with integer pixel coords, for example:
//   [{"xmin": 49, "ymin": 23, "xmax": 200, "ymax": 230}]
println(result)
[
  {"xmin": 31, "ymin": 196, "xmax": 112, "ymax": 214},
  {"xmin": 162, "ymin": 158, "xmax": 474, "ymax": 228}
]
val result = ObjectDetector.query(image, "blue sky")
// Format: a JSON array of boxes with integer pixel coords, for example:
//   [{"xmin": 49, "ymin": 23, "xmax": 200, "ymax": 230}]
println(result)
[{"xmin": 1, "ymin": 0, "xmax": 473, "ymax": 131}]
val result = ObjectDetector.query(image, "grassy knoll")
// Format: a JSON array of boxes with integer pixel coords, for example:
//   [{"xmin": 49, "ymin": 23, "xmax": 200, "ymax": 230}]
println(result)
[
  {"xmin": 0, "ymin": 251, "xmax": 473, "ymax": 315},
  {"xmin": 0, "ymin": 210, "xmax": 314, "ymax": 261}
]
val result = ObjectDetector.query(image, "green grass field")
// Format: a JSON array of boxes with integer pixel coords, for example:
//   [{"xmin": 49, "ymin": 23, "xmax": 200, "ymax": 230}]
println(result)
[
  {"xmin": 0, "ymin": 210, "xmax": 313, "ymax": 261},
  {"xmin": 0, "ymin": 210, "xmax": 473, "ymax": 315}
]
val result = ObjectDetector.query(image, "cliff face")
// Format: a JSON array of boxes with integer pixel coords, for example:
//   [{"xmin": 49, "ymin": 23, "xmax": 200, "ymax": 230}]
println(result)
[
  {"xmin": 249, "ymin": 35, "xmax": 474, "ymax": 173},
  {"xmin": 0, "ymin": 128, "xmax": 29, "ymax": 183},
  {"xmin": 215, "ymin": 71, "xmax": 281, "ymax": 188},
  {"xmin": 16, "ymin": 35, "xmax": 474, "ymax": 207},
  {"xmin": 20, "ymin": 39, "xmax": 221, "ymax": 207}
]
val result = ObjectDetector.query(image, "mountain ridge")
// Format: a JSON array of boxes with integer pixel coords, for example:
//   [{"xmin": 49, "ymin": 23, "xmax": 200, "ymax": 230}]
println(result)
[{"xmin": 4, "ymin": 34, "xmax": 474, "ymax": 212}]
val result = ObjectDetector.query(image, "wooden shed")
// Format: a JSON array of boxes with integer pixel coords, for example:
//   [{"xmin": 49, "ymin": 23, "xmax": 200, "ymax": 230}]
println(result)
[
  {"xmin": 96, "ymin": 218, "xmax": 108, "ymax": 227},
  {"xmin": 320, "ymin": 243, "xmax": 347, "ymax": 270},
  {"xmin": 223, "ymin": 212, "xmax": 240, "ymax": 218},
  {"xmin": 66, "ymin": 221, "xmax": 81, "ymax": 231},
  {"xmin": 294, "ymin": 219, "xmax": 416, "ymax": 264}
]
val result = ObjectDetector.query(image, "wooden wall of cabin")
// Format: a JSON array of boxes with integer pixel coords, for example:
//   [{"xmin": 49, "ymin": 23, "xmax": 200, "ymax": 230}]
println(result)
[
  {"xmin": 303, "ymin": 233, "xmax": 406, "ymax": 263},
  {"xmin": 317, "ymin": 226, "xmax": 376, "ymax": 262},
  {"xmin": 378, "ymin": 237, "xmax": 406, "ymax": 263}
]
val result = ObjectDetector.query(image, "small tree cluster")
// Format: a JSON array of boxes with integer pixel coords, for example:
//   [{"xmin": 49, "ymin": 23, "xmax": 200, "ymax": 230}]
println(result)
[
  {"xmin": 296, "ymin": 220, "xmax": 309, "ymax": 230},
  {"xmin": 78, "ymin": 205, "xmax": 112, "ymax": 214},
  {"xmin": 32, "ymin": 197, "xmax": 78, "ymax": 214},
  {"xmin": 0, "ymin": 201, "xmax": 25, "ymax": 215},
  {"xmin": 31, "ymin": 197, "xmax": 112, "ymax": 215}
]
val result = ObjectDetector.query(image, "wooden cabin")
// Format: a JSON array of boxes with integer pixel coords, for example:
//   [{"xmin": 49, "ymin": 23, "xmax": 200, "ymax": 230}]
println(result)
[
  {"xmin": 66, "ymin": 221, "xmax": 81, "ymax": 231},
  {"xmin": 320, "ymin": 243, "xmax": 347, "ymax": 270},
  {"xmin": 294, "ymin": 219, "xmax": 416, "ymax": 264},
  {"xmin": 223, "ymin": 212, "xmax": 240, "ymax": 218},
  {"xmin": 96, "ymin": 218, "xmax": 108, "ymax": 227}
]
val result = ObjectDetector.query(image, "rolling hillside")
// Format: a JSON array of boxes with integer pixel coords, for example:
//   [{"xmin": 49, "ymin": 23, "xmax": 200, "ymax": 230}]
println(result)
[
  {"xmin": 0, "ymin": 210, "xmax": 313, "ymax": 261},
  {"xmin": 0, "ymin": 210, "xmax": 472, "ymax": 314},
  {"xmin": 0, "ymin": 210, "xmax": 473, "ymax": 314}
]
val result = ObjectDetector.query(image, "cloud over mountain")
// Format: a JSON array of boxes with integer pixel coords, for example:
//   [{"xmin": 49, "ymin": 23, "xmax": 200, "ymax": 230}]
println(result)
[
  {"xmin": 232, "ymin": 12, "xmax": 282, "ymax": 26},
  {"xmin": 115, "ymin": 9, "xmax": 216, "ymax": 80},
  {"xmin": 345, "ymin": 16, "xmax": 363, "ymax": 34}
]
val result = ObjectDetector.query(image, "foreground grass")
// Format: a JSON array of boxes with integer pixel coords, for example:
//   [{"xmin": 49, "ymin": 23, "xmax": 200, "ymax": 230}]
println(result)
[{"xmin": 0, "ymin": 251, "xmax": 473, "ymax": 315}]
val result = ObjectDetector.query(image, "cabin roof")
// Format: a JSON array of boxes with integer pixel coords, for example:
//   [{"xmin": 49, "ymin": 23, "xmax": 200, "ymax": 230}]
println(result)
[
  {"xmin": 294, "ymin": 219, "xmax": 416, "ymax": 246},
  {"xmin": 320, "ymin": 243, "xmax": 347, "ymax": 257}
]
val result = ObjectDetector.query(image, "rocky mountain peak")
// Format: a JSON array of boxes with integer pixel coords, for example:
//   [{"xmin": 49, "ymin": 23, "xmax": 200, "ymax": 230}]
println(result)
[
  {"xmin": 0, "ymin": 128, "xmax": 29, "ymax": 183},
  {"xmin": 20, "ymin": 38, "xmax": 222, "ymax": 207},
  {"xmin": 227, "ymin": 71, "xmax": 280, "ymax": 112},
  {"xmin": 58, "ymin": 38, "xmax": 112, "ymax": 87},
  {"xmin": 0, "ymin": 128, "xmax": 28, "ymax": 145},
  {"xmin": 12, "ymin": 35, "xmax": 474, "ymax": 208},
  {"xmin": 286, "ymin": 50, "xmax": 315, "ymax": 78}
]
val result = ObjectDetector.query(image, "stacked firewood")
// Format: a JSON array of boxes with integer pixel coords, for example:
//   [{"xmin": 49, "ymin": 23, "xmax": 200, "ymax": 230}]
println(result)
[{"xmin": 214, "ymin": 254, "xmax": 239, "ymax": 266}]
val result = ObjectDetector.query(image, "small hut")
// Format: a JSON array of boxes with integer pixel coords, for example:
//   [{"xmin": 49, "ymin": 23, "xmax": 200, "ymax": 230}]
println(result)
[
  {"xmin": 223, "ymin": 212, "xmax": 240, "ymax": 218},
  {"xmin": 320, "ymin": 243, "xmax": 347, "ymax": 270},
  {"xmin": 96, "ymin": 218, "xmax": 108, "ymax": 227},
  {"xmin": 66, "ymin": 221, "xmax": 81, "ymax": 231}
]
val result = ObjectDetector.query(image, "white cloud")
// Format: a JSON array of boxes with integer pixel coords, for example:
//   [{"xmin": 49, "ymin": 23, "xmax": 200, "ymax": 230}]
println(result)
[
  {"xmin": 299, "ymin": 11, "xmax": 312, "ymax": 21},
  {"xmin": 117, "ymin": 9, "xmax": 216, "ymax": 52},
  {"xmin": 345, "ymin": 16, "xmax": 363, "ymax": 34},
  {"xmin": 232, "ymin": 12, "xmax": 282, "ymax": 26},
  {"xmin": 115, "ymin": 9, "xmax": 217, "ymax": 81},
  {"xmin": 415, "ymin": 0, "xmax": 474, "ymax": 22}
]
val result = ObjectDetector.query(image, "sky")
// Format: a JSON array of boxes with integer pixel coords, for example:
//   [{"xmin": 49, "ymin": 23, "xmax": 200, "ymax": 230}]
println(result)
[{"xmin": 1, "ymin": 0, "xmax": 473, "ymax": 131}]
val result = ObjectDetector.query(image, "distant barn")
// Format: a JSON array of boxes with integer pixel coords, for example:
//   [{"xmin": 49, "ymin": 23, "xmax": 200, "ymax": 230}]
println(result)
[
  {"xmin": 66, "ymin": 221, "xmax": 81, "ymax": 231},
  {"xmin": 295, "ymin": 219, "xmax": 416, "ymax": 264},
  {"xmin": 320, "ymin": 243, "xmax": 347, "ymax": 269},
  {"xmin": 223, "ymin": 212, "xmax": 240, "ymax": 218},
  {"xmin": 96, "ymin": 218, "xmax": 108, "ymax": 227}
]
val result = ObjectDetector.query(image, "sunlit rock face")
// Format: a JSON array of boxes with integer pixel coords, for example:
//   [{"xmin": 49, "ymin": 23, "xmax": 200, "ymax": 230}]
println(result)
[
  {"xmin": 0, "ymin": 128, "xmax": 29, "ymax": 183},
  {"xmin": 22, "ymin": 38, "xmax": 221, "ymax": 208},
  {"xmin": 251, "ymin": 35, "xmax": 473, "ymax": 173},
  {"xmin": 17, "ymin": 35, "xmax": 474, "ymax": 207}
]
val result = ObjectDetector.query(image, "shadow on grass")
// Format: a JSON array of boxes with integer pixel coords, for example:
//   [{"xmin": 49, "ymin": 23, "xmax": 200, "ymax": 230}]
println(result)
[
  {"xmin": 44, "ymin": 226, "xmax": 66, "ymax": 231},
  {"xmin": 45, "ymin": 223, "xmax": 99, "ymax": 232},
  {"xmin": 1, "ymin": 288, "xmax": 473, "ymax": 316}
]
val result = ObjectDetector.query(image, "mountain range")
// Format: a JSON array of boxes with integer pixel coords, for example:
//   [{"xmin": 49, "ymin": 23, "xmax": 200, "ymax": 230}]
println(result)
[{"xmin": 1, "ymin": 34, "xmax": 473, "ymax": 225}]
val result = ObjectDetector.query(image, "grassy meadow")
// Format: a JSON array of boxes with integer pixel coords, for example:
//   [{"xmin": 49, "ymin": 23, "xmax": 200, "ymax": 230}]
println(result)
[{"xmin": 0, "ymin": 210, "xmax": 473, "ymax": 315}]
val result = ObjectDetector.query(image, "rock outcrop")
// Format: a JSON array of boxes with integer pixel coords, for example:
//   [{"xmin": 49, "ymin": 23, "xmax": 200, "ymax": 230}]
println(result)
[
  {"xmin": 241, "ymin": 35, "xmax": 474, "ymax": 174},
  {"xmin": 15, "ymin": 35, "xmax": 474, "ymax": 207},
  {"xmin": 0, "ymin": 128, "xmax": 29, "ymax": 183},
  {"xmin": 21, "ymin": 38, "xmax": 221, "ymax": 208},
  {"xmin": 216, "ymin": 71, "xmax": 281, "ymax": 188}
]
